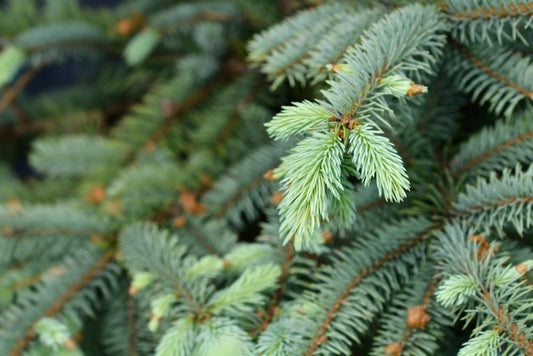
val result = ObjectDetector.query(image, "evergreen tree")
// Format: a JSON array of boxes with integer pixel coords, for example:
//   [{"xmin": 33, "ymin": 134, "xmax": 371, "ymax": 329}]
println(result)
[{"xmin": 0, "ymin": 0, "xmax": 532, "ymax": 355}]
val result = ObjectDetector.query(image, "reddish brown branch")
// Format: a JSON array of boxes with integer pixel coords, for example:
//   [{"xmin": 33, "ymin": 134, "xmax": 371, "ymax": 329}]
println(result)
[
  {"xmin": 482, "ymin": 289, "xmax": 533, "ymax": 355},
  {"xmin": 214, "ymin": 177, "xmax": 264, "ymax": 219},
  {"xmin": 212, "ymin": 84, "xmax": 262, "ymax": 149},
  {"xmin": 389, "ymin": 136, "xmax": 412, "ymax": 166},
  {"xmin": 127, "ymin": 295, "xmax": 137, "ymax": 356},
  {"xmin": 454, "ymin": 42, "xmax": 533, "ymax": 100},
  {"xmin": 444, "ymin": 2, "xmax": 533, "ymax": 20},
  {"xmin": 456, "ymin": 196, "xmax": 533, "ymax": 216},
  {"xmin": 187, "ymin": 224, "xmax": 220, "ymax": 256},
  {"xmin": 9, "ymin": 252, "xmax": 114, "ymax": 356},
  {"xmin": 147, "ymin": 86, "xmax": 212, "ymax": 146},
  {"xmin": 251, "ymin": 242, "xmax": 295, "ymax": 336},
  {"xmin": 357, "ymin": 198, "xmax": 387, "ymax": 213},
  {"xmin": 452, "ymin": 131, "xmax": 533, "ymax": 178},
  {"xmin": 0, "ymin": 68, "xmax": 38, "ymax": 116},
  {"xmin": 305, "ymin": 229, "xmax": 429, "ymax": 355}
]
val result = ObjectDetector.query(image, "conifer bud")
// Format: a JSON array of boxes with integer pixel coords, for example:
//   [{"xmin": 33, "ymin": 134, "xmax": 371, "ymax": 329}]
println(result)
[
  {"xmin": 347, "ymin": 119, "xmax": 360, "ymax": 130},
  {"xmin": 200, "ymin": 174, "xmax": 212, "ymax": 188},
  {"xmin": 148, "ymin": 294, "xmax": 177, "ymax": 332},
  {"xmin": 46, "ymin": 266, "xmax": 65, "ymax": 279},
  {"xmin": 179, "ymin": 190, "xmax": 206, "ymax": 214},
  {"xmin": 6, "ymin": 198, "xmax": 22, "ymax": 215},
  {"xmin": 160, "ymin": 99, "xmax": 180, "ymax": 119},
  {"xmin": 516, "ymin": 260, "xmax": 533, "ymax": 274},
  {"xmin": 469, "ymin": 234, "xmax": 497, "ymax": 260},
  {"xmin": 407, "ymin": 83, "xmax": 427, "ymax": 97},
  {"xmin": 104, "ymin": 199, "xmax": 123, "ymax": 216},
  {"xmin": 129, "ymin": 272, "xmax": 155, "ymax": 296},
  {"xmin": 62, "ymin": 338, "xmax": 77, "ymax": 350},
  {"xmin": 86, "ymin": 186, "xmax": 106, "ymax": 204},
  {"xmin": 271, "ymin": 191, "xmax": 284, "ymax": 205},
  {"xmin": 172, "ymin": 216, "xmax": 187, "ymax": 228},
  {"xmin": 380, "ymin": 74, "xmax": 427, "ymax": 98},
  {"xmin": 115, "ymin": 13, "xmax": 144, "ymax": 36},
  {"xmin": 406, "ymin": 305, "xmax": 430, "ymax": 329},
  {"xmin": 263, "ymin": 169, "xmax": 277, "ymax": 181},
  {"xmin": 223, "ymin": 260, "xmax": 232, "ymax": 268},
  {"xmin": 322, "ymin": 231, "xmax": 333, "ymax": 243},
  {"xmin": 144, "ymin": 140, "xmax": 157, "ymax": 152},
  {"xmin": 325, "ymin": 63, "xmax": 351, "ymax": 74},
  {"xmin": 384, "ymin": 342, "xmax": 402, "ymax": 356}
]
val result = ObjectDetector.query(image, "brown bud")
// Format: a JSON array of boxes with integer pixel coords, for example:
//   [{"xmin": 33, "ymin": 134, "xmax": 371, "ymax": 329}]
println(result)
[
  {"xmin": 47, "ymin": 266, "xmax": 65, "ymax": 278},
  {"xmin": 516, "ymin": 263, "xmax": 529, "ymax": 274},
  {"xmin": 318, "ymin": 336, "xmax": 327, "ymax": 344},
  {"xmin": 348, "ymin": 119, "xmax": 360, "ymax": 130},
  {"xmin": 172, "ymin": 216, "xmax": 187, "ymax": 228},
  {"xmin": 104, "ymin": 199, "xmax": 123, "ymax": 216},
  {"xmin": 6, "ymin": 198, "xmax": 22, "ymax": 215},
  {"xmin": 73, "ymin": 332, "xmax": 83, "ymax": 343},
  {"xmin": 384, "ymin": 342, "xmax": 403, "ymax": 356},
  {"xmin": 115, "ymin": 251, "xmax": 124, "ymax": 261},
  {"xmin": 115, "ymin": 19, "xmax": 134, "ymax": 36},
  {"xmin": 91, "ymin": 234, "xmax": 103, "ymax": 246},
  {"xmin": 0, "ymin": 227, "xmax": 14, "ymax": 236},
  {"xmin": 263, "ymin": 169, "xmax": 277, "ymax": 181},
  {"xmin": 256, "ymin": 310, "xmax": 265, "ymax": 318},
  {"xmin": 200, "ymin": 174, "xmax": 212, "ymax": 188},
  {"xmin": 469, "ymin": 235, "xmax": 496, "ymax": 260},
  {"xmin": 62, "ymin": 338, "xmax": 77, "ymax": 350},
  {"xmin": 329, "ymin": 63, "xmax": 344, "ymax": 73},
  {"xmin": 114, "ymin": 13, "xmax": 144, "ymax": 36},
  {"xmin": 160, "ymin": 99, "xmax": 180, "ymax": 119},
  {"xmin": 271, "ymin": 191, "xmax": 284, "ymax": 205},
  {"xmin": 406, "ymin": 305, "xmax": 430, "ymax": 329},
  {"xmin": 87, "ymin": 186, "xmax": 106, "ymax": 204},
  {"xmin": 129, "ymin": 284, "xmax": 138, "ymax": 296},
  {"xmin": 179, "ymin": 190, "xmax": 206, "ymax": 215},
  {"xmin": 407, "ymin": 83, "xmax": 427, "ymax": 97},
  {"xmin": 223, "ymin": 260, "xmax": 232, "ymax": 269},
  {"xmin": 322, "ymin": 231, "xmax": 333, "ymax": 244},
  {"xmin": 193, "ymin": 204, "xmax": 206, "ymax": 215},
  {"xmin": 149, "ymin": 313, "xmax": 163, "ymax": 322},
  {"xmin": 144, "ymin": 140, "xmax": 157, "ymax": 152}
]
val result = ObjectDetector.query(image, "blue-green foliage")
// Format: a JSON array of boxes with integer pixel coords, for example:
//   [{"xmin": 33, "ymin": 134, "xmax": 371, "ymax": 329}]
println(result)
[{"xmin": 0, "ymin": 0, "xmax": 532, "ymax": 355}]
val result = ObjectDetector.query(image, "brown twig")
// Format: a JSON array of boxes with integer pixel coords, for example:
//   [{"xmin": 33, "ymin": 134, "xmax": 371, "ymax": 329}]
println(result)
[
  {"xmin": 443, "ymin": 2, "xmax": 533, "ymax": 20},
  {"xmin": 304, "ymin": 228, "xmax": 430, "ymax": 355},
  {"xmin": 482, "ymin": 290, "xmax": 533, "ymax": 355},
  {"xmin": 453, "ymin": 41, "xmax": 533, "ymax": 100},
  {"xmin": 356, "ymin": 198, "xmax": 387, "ymax": 213},
  {"xmin": 9, "ymin": 251, "xmax": 114, "ymax": 356},
  {"xmin": 127, "ymin": 295, "xmax": 137, "ymax": 356},
  {"xmin": 454, "ymin": 196, "xmax": 533, "ymax": 216},
  {"xmin": 0, "ymin": 68, "xmax": 38, "ymax": 116},
  {"xmin": 250, "ymin": 242, "xmax": 295, "ymax": 336},
  {"xmin": 451, "ymin": 131, "xmax": 533, "ymax": 178}
]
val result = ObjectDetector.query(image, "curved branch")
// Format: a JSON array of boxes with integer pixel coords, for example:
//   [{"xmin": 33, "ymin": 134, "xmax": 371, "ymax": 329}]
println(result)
[
  {"xmin": 444, "ymin": 2, "xmax": 533, "ymax": 20},
  {"xmin": 9, "ymin": 251, "xmax": 114, "ymax": 356},
  {"xmin": 305, "ymin": 228, "xmax": 431, "ymax": 355},
  {"xmin": 454, "ymin": 42, "xmax": 533, "ymax": 100},
  {"xmin": 452, "ymin": 130, "xmax": 533, "ymax": 178}
]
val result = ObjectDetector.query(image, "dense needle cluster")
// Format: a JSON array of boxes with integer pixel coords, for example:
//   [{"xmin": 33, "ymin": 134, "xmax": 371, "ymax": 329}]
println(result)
[{"xmin": 0, "ymin": 0, "xmax": 532, "ymax": 355}]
